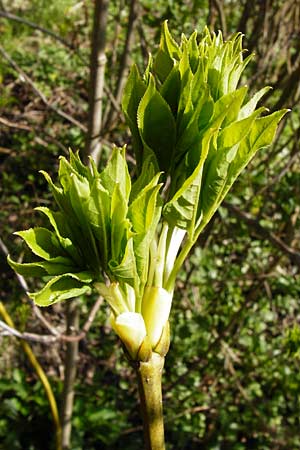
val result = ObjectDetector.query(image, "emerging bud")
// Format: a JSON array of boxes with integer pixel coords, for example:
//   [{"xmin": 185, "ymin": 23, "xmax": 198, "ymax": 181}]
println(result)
[
  {"xmin": 142, "ymin": 286, "xmax": 172, "ymax": 348},
  {"xmin": 111, "ymin": 312, "xmax": 147, "ymax": 360}
]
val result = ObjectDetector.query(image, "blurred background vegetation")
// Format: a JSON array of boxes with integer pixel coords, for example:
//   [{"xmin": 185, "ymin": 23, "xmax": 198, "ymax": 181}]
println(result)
[{"xmin": 0, "ymin": 0, "xmax": 299, "ymax": 449}]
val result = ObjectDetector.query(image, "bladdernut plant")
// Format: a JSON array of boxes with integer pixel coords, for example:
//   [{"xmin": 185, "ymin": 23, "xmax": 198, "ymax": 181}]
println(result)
[{"xmin": 9, "ymin": 22, "xmax": 287, "ymax": 450}]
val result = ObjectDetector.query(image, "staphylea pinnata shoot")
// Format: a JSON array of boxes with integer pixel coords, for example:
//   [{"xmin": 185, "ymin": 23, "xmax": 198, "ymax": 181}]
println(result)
[{"xmin": 8, "ymin": 22, "xmax": 288, "ymax": 450}]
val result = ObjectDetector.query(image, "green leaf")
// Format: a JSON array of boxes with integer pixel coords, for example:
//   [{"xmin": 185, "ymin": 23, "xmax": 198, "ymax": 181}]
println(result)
[
  {"xmin": 160, "ymin": 21, "xmax": 181, "ymax": 60},
  {"xmin": 153, "ymin": 21, "xmax": 181, "ymax": 82},
  {"xmin": 110, "ymin": 183, "xmax": 130, "ymax": 262},
  {"xmin": 176, "ymin": 85, "xmax": 211, "ymax": 159},
  {"xmin": 218, "ymin": 107, "xmax": 264, "ymax": 149},
  {"xmin": 29, "ymin": 272, "xmax": 93, "ymax": 306},
  {"xmin": 40, "ymin": 170, "xmax": 70, "ymax": 215},
  {"xmin": 160, "ymin": 65, "xmax": 181, "ymax": 116},
  {"xmin": 164, "ymin": 131, "xmax": 214, "ymax": 232},
  {"xmin": 200, "ymin": 109, "xmax": 288, "ymax": 232},
  {"xmin": 7, "ymin": 255, "xmax": 77, "ymax": 276},
  {"xmin": 137, "ymin": 75, "xmax": 176, "ymax": 173},
  {"xmin": 238, "ymin": 86, "xmax": 271, "ymax": 120},
  {"xmin": 177, "ymin": 45, "xmax": 193, "ymax": 127},
  {"xmin": 213, "ymin": 86, "xmax": 248, "ymax": 128},
  {"xmin": 100, "ymin": 146, "xmax": 131, "ymax": 201},
  {"xmin": 130, "ymin": 154, "xmax": 160, "ymax": 203},
  {"xmin": 87, "ymin": 178, "xmax": 111, "ymax": 267},
  {"xmin": 36, "ymin": 207, "xmax": 82, "ymax": 265},
  {"xmin": 187, "ymin": 31, "xmax": 199, "ymax": 73},
  {"xmin": 221, "ymin": 111, "xmax": 288, "ymax": 197},
  {"xmin": 122, "ymin": 65, "xmax": 147, "ymax": 170},
  {"xmin": 228, "ymin": 53, "xmax": 253, "ymax": 94},
  {"xmin": 65, "ymin": 168, "xmax": 101, "ymax": 271},
  {"xmin": 58, "ymin": 156, "xmax": 90, "ymax": 200},
  {"xmin": 108, "ymin": 239, "xmax": 138, "ymax": 289},
  {"xmin": 69, "ymin": 150, "xmax": 93, "ymax": 183},
  {"xmin": 248, "ymin": 110, "xmax": 289, "ymax": 150},
  {"xmin": 128, "ymin": 175, "xmax": 162, "ymax": 285},
  {"xmin": 15, "ymin": 228, "xmax": 63, "ymax": 260},
  {"xmin": 7, "ymin": 255, "xmax": 47, "ymax": 277}
]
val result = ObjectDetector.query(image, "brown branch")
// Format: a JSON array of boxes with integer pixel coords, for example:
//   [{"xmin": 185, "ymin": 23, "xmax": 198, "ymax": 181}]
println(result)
[
  {"xmin": 0, "ymin": 10, "xmax": 76, "ymax": 50},
  {"xmin": 223, "ymin": 202, "xmax": 300, "ymax": 268},
  {"xmin": 0, "ymin": 296, "xmax": 103, "ymax": 344},
  {"xmin": 0, "ymin": 237, "xmax": 60, "ymax": 336},
  {"xmin": 84, "ymin": 0, "xmax": 109, "ymax": 164},
  {"xmin": 254, "ymin": 147, "xmax": 299, "ymax": 198},
  {"xmin": 0, "ymin": 116, "xmax": 31, "ymax": 130},
  {"xmin": 0, "ymin": 45, "xmax": 87, "ymax": 131},
  {"xmin": 213, "ymin": 0, "xmax": 227, "ymax": 36},
  {"xmin": 60, "ymin": 300, "xmax": 80, "ymax": 450},
  {"xmin": 103, "ymin": 0, "xmax": 138, "ymax": 130}
]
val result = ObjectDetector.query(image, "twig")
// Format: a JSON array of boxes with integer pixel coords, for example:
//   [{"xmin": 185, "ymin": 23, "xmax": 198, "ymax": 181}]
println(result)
[
  {"xmin": 85, "ymin": 0, "xmax": 109, "ymax": 164},
  {"xmin": 0, "ymin": 302, "xmax": 62, "ymax": 450},
  {"xmin": 0, "ymin": 10, "xmax": 75, "ymax": 50},
  {"xmin": 0, "ymin": 296, "xmax": 103, "ymax": 343},
  {"xmin": 0, "ymin": 236, "xmax": 60, "ymax": 336},
  {"xmin": 0, "ymin": 45, "xmax": 87, "ymax": 132},
  {"xmin": 223, "ymin": 202, "xmax": 300, "ymax": 268},
  {"xmin": 103, "ymin": 0, "xmax": 138, "ymax": 130},
  {"xmin": 0, "ymin": 116, "xmax": 31, "ymax": 130},
  {"xmin": 60, "ymin": 300, "xmax": 79, "ymax": 450},
  {"xmin": 254, "ymin": 150, "xmax": 299, "ymax": 198}
]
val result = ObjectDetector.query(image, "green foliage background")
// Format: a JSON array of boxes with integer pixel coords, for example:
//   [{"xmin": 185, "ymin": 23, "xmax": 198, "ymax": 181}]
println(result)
[{"xmin": 0, "ymin": 1, "xmax": 299, "ymax": 449}]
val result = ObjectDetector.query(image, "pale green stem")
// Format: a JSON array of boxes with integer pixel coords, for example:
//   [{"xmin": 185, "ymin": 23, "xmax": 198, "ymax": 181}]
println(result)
[
  {"xmin": 147, "ymin": 239, "xmax": 158, "ymax": 289},
  {"xmin": 165, "ymin": 218, "xmax": 210, "ymax": 292},
  {"xmin": 136, "ymin": 353, "xmax": 165, "ymax": 450},
  {"xmin": 165, "ymin": 235, "xmax": 194, "ymax": 292},
  {"xmin": 154, "ymin": 222, "xmax": 169, "ymax": 287}
]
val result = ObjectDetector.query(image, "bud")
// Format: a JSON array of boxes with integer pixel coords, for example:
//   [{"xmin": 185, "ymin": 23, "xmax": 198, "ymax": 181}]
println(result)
[
  {"xmin": 110, "ymin": 312, "xmax": 147, "ymax": 360},
  {"xmin": 154, "ymin": 321, "xmax": 170, "ymax": 357},
  {"xmin": 141, "ymin": 286, "xmax": 172, "ymax": 348}
]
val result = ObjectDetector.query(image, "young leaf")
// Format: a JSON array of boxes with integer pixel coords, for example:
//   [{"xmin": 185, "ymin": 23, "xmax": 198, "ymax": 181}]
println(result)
[
  {"xmin": 29, "ymin": 272, "xmax": 93, "ymax": 306},
  {"xmin": 87, "ymin": 178, "xmax": 111, "ymax": 268},
  {"xmin": 153, "ymin": 21, "xmax": 181, "ymax": 82},
  {"xmin": 100, "ymin": 146, "xmax": 131, "ymax": 201},
  {"xmin": 128, "ymin": 178, "xmax": 162, "ymax": 286},
  {"xmin": 8, "ymin": 255, "xmax": 77, "ymax": 277},
  {"xmin": 130, "ymin": 154, "xmax": 160, "ymax": 203},
  {"xmin": 15, "ymin": 228, "xmax": 63, "ymax": 260},
  {"xmin": 108, "ymin": 238, "xmax": 138, "ymax": 290},
  {"xmin": 163, "ymin": 131, "xmax": 213, "ymax": 231},
  {"xmin": 36, "ymin": 207, "xmax": 82, "ymax": 265},
  {"xmin": 160, "ymin": 65, "xmax": 181, "ymax": 116},
  {"xmin": 122, "ymin": 65, "xmax": 147, "ymax": 170},
  {"xmin": 110, "ymin": 183, "xmax": 130, "ymax": 261},
  {"xmin": 218, "ymin": 107, "xmax": 264, "ymax": 149},
  {"xmin": 137, "ymin": 75, "xmax": 176, "ymax": 173},
  {"xmin": 238, "ymin": 86, "xmax": 271, "ymax": 120}
]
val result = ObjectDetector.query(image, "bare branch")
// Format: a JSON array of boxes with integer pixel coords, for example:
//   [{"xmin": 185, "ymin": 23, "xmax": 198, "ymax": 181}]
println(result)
[
  {"xmin": 0, "ymin": 295, "xmax": 103, "ymax": 344},
  {"xmin": 60, "ymin": 300, "xmax": 80, "ymax": 450},
  {"xmin": 0, "ymin": 10, "xmax": 75, "ymax": 50},
  {"xmin": 103, "ymin": 0, "xmax": 138, "ymax": 130},
  {"xmin": 223, "ymin": 202, "xmax": 300, "ymax": 268},
  {"xmin": 0, "ymin": 236, "xmax": 60, "ymax": 336},
  {"xmin": 0, "ymin": 45, "xmax": 87, "ymax": 131},
  {"xmin": 85, "ymin": 0, "xmax": 109, "ymax": 163}
]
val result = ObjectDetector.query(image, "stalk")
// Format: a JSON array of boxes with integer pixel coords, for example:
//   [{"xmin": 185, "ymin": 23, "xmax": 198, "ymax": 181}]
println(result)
[
  {"xmin": 0, "ymin": 302, "xmax": 62, "ymax": 450},
  {"xmin": 60, "ymin": 300, "xmax": 79, "ymax": 450},
  {"xmin": 135, "ymin": 353, "xmax": 165, "ymax": 450}
]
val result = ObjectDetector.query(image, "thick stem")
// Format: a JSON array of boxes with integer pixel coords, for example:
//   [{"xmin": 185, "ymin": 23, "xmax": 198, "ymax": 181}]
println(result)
[
  {"xmin": 85, "ymin": 0, "xmax": 109, "ymax": 164},
  {"xmin": 136, "ymin": 353, "xmax": 165, "ymax": 450},
  {"xmin": 60, "ymin": 300, "xmax": 80, "ymax": 450}
]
